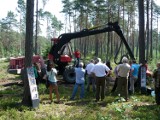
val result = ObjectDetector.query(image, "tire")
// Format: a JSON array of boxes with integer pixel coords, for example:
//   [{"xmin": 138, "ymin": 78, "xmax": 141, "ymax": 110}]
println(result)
[
  {"xmin": 63, "ymin": 66, "xmax": 75, "ymax": 83},
  {"xmin": 8, "ymin": 69, "xmax": 18, "ymax": 74}
]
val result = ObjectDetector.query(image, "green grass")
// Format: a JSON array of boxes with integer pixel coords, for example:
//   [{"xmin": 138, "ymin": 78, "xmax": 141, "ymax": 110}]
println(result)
[
  {"xmin": 0, "ymin": 60, "xmax": 160, "ymax": 120},
  {"xmin": 1, "ymin": 83, "xmax": 160, "ymax": 120}
]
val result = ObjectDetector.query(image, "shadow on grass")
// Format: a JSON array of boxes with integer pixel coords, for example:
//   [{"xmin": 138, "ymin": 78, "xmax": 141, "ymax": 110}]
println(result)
[
  {"xmin": 131, "ymin": 104, "xmax": 160, "ymax": 120},
  {"xmin": 1, "ymin": 102, "xmax": 20, "ymax": 108},
  {"xmin": 0, "ymin": 100, "xmax": 29, "ymax": 112},
  {"xmin": 7, "ymin": 75, "xmax": 21, "ymax": 81},
  {"xmin": 2, "ymin": 82, "xmax": 23, "ymax": 87},
  {"xmin": 65, "ymin": 99, "xmax": 109, "ymax": 107},
  {"xmin": 1, "ymin": 75, "xmax": 23, "ymax": 87}
]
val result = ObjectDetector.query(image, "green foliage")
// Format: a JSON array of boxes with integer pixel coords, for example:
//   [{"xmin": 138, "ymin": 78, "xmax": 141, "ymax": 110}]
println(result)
[
  {"xmin": 41, "ymin": 42, "xmax": 51, "ymax": 59},
  {"xmin": 35, "ymin": 36, "xmax": 50, "ymax": 58},
  {"xmin": 96, "ymin": 112, "xmax": 113, "ymax": 120}
]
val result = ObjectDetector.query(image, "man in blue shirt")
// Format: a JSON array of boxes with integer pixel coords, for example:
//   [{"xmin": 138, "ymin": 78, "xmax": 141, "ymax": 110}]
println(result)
[
  {"xmin": 70, "ymin": 62, "xmax": 85, "ymax": 100},
  {"xmin": 129, "ymin": 60, "xmax": 140, "ymax": 94}
]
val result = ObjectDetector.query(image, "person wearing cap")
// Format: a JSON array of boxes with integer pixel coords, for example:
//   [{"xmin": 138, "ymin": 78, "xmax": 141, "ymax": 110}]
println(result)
[
  {"xmin": 116, "ymin": 57, "xmax": 130, "ymax": 101},
  {"xmin": 70, "ymin": 62, "xmax": 85, "ymax": 100},
  {"xmin": 91, "ymin": 58, "xmax": 111, "ymax": 102},
  {"xmin": 105, "ymin": 61, "xmax": 113, "ymax": 93}
]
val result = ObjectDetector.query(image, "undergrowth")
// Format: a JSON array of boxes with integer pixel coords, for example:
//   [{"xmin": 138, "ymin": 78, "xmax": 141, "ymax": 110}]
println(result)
[{"xmin": 0, "ymin": 61, "xmax": 160, "ymax": 120}]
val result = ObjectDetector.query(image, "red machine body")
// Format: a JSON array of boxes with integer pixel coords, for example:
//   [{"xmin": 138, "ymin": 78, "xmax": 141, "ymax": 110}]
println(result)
[
  {"xmin": 8, "ymin": 55, "xmax": 44, "ymax": 74},
  {"xmin": 48, "ymin": 22, "xmax": 135, "ymax": 83}
]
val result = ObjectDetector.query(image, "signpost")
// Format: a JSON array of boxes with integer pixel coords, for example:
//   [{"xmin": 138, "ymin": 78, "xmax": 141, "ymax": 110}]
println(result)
[
  {"xmin": 27, "ymin": 67, "xmax": 39, "ymax": 108},
  {"xmin": 140, "ymin": 66, "xmax": 147, "ymax": 94}
]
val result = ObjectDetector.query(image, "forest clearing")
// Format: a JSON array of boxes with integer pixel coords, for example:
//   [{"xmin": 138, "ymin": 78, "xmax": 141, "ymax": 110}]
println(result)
[
  {"xmin": 0, "ymin": 60, "xmax": 160, "ymax": 120},
  {"xmin": 1, "ymin": 0, "xmax": 160, "ymax": 119}
]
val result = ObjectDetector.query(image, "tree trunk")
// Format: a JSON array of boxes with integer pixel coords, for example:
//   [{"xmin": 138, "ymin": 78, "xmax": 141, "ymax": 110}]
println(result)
[
  {"xmin": 150, "ymin": 0, "xmax": 153, "ymax": 59},
  {"xmin": 35, "ymin": 0, "xmax": 38, "ymax": 55},
  {"xmin": 146, "ymin": 0, "xmax": 150, "ymax": 61},
  {"xmin": 95, "ymin": 13, "xmax": 100, "ymax": 57},
  {"xmin": 107, "ymin": 3, "xmax": 110, "ymax": 60},
  {"xmin": 138, "ymin": 0, "xmax": 145, "ymax": 63},
  {"xmin": 95, "ymin": 36, "xmax": 99, "ymax": 57},
  {"xmin": 83, "ymin": 12, "xmax": 89, "ymax": 58},
  {"xmin": 22, "ymin": 0, "xmax": 34, "ymax": 106},
  {"xmin": 156, "ymin": 14, "xmax": 159, "ymax": 59}
]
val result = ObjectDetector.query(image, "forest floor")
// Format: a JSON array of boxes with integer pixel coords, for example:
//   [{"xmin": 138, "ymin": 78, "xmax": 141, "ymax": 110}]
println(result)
[{"xmin": 0, "ymin": 60, "xmax": 160, "ymax": 120}]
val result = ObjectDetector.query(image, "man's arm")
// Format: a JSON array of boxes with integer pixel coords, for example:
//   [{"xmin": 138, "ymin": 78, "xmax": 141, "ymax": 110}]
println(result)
[{"xmin": 105, "ymin": 65, "xmax": 111, "ymax": 76}]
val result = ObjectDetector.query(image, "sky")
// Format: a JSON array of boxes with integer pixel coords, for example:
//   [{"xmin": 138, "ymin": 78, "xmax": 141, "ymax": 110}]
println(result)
[
  {"xmin": 0, "ymin": 0, "xmax": 160, "ymax": 20},
  {"xmin": 0, "ymin": 0, "xmax": 64, "ymax": 36},
  {"xmin": 0, "ymin": 0, "xmax": 64, "ymax": 22}
]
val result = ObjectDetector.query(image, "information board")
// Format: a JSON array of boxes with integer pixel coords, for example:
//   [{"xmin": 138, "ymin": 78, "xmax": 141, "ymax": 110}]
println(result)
[
  {"xmin": 27, "ymin": 67, "xmax": 39, "ymax": 108},
  {"xmin": 140, "ymin": 66, "xmax": 147, "ymax": 94}
]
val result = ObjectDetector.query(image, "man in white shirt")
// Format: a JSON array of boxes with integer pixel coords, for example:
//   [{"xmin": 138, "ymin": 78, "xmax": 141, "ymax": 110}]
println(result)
[
  {"xmin": 85, "ymin": 59, "xmax": 96, "ymax": 92},
  {"xmin": 117, "ymin": 57, "xmax": 130, "ymax": 101},
  {"xmin": 91, "ymin": 58, "xmax": 110, "ymax": 102}
]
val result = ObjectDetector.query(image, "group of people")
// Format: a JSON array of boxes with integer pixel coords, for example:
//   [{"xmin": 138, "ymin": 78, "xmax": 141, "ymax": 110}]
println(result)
[
  {"xmin": 84, "ymin": 57, "xmax": 131, "ymax": 102},
  {"xmin": 70, "ymin": 57, "xmax": 111, "ymax": 102},
  {"xmin": 110, "ymin": 58, "xmax": 140, "ymax": 101},
  {"xmin": 33, "ymin": 54, "xmax": 160, "ymax": 105},
  {"xmin": 70, "ymin": 56, "xmax": 160, "ymax": 104},
  {"xmin": 33, "ymin": 60, "xmax": 60, "ymax": 103}
]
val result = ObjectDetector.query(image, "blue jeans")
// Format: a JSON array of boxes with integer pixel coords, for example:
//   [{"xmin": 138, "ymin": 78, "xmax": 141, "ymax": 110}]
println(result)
[{"xmin": 71, "ymin": 83, "xmax": 85, "ymax": 99}]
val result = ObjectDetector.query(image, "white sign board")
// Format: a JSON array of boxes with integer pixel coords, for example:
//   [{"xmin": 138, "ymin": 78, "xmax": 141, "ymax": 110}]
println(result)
[
  {"xmin": 27, "ymin": 67, "xmax": 39, "ymax": 100},
  {"xmin": 141, "ymin": 66, "xmax": 146, "ymax": 88}
]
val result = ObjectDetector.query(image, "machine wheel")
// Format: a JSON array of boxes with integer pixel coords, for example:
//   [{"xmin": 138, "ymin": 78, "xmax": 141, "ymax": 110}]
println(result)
[{"xmin": 63, "ymin": 66, "xmax": 75, "ymax": 83}]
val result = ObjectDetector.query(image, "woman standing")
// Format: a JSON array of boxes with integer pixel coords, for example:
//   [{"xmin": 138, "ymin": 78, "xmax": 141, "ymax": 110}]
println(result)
[
  {"xmin": 46, "ymin": 61, "xmax": 60, "ymax": 103},
  {"xmin": 105, "ymin": 61, "xmax": 112, "ymax": 93},
  {"xmin": 33, "ymin": 62, "xmax": 42, "ymax": 85}
]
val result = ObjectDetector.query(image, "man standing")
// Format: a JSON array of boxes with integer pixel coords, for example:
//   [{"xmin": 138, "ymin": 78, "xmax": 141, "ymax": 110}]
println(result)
[
  {"xmin": 74, "ymin": 49, "xmax": 81, "ymax": 67},
  {"xmin": 117, "ymin": 57, "xmax": 130, "ymax": 101},
  {"xmin": 91, "ymin": 58, "xmax": 110, "ymax": 102},
  {"xmin": 152, "ymin": 62, "xmax": 160, "ymax": 105},
  {"xmin": 111, "ymin": 62, "xmax": 122, "ymax": 93},
  {"xmin": 70, "ymin": 62, "xmax": 85, "ymax": 100},
  {"xmin": 129, "ymin": 60, "xmax": 140, "ymax": 94},
  {"xmin": 85, "ymin": 59, "xmax": 96, "ymax": 92}
]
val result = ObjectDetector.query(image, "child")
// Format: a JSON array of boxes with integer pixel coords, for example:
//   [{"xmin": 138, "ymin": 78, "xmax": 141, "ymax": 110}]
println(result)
[
  {"xmin": 46, "ymin": 60, "xmax": 60, "ymax": 103},
  {"xmin": 152, "ymin": 62, "xmax": 160, "ymax": 105}
]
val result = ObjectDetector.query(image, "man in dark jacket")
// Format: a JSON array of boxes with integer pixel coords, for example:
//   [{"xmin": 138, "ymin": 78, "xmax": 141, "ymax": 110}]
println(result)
[{"xmin": 152, "ymin": 62, "xmax": 160, "ymax": 105}]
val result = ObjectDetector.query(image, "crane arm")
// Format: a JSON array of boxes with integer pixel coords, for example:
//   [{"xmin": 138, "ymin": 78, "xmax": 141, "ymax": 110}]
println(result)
[{"xmin": 49, "ymin": 22, "xmax": 135, "ymax": 62}]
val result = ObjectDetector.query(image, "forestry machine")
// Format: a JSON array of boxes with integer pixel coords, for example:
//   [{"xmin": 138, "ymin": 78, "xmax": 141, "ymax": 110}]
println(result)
[{"xmin": 48, "ymin": 22, "xmax": 135, "ymax": 83}]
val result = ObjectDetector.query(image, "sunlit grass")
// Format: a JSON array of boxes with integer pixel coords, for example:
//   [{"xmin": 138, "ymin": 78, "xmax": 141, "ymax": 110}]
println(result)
[
  {"xmin": 1, "ymin": 82, "xmax": 159, "ymax": 120},
  {"xmin": 0, "ymin": 61, "xmax": 160, "ymax": 120}
]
